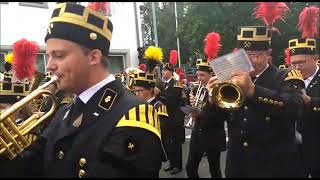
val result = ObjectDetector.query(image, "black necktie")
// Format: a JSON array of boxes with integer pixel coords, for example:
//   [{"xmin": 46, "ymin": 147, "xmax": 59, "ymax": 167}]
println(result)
[{"xmin": 70, "ymin": 97, "xmax": 85, "ymax": 122}]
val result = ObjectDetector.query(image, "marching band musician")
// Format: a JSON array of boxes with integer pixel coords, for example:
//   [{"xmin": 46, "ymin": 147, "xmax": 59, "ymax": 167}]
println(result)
[
  {"xmin": 159, "ymin": 61, "xmax": 185, "ymax": 174},
  {"xmin": 131, "ymin": 72, "xmax": 169, "ymax": 162},
  {"xmin": 207, "ymin": 25, "xmax": 306, "ymax": 177},
  {"xmin": 288, "ymin": 6, "xmax": 320, "ymax": 177},
  {"xmin": 0, "ymin": 39, "xmax": 40, "ymax": 177},
  {"xmin": 185, "ymin": 58, "xmax": 228, "ymax": 178},
  {"xmin": 5, "ymin": 2, "xmax": 163, "ymax": 178}
]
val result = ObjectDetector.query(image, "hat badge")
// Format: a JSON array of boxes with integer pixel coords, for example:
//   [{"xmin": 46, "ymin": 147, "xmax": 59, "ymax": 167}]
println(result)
[
  {"xmin": 244, "ymin": 41, "xmax": 251, "ymax": 48},
  {"xmin": 47, "ymin": 23, "xmax": 54, "ymax": 34},
  {"xmin": 90, "ymin": 33, "xmax": 97, "ymax": 40}
]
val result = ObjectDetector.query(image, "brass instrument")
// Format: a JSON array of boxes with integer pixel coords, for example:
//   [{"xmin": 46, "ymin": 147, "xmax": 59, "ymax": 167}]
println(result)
[
  {"xmin": 184, "ymin": 81, "xmax": 207, "ymax": 130},
  {"xmin": 0, "ymin": 75, "xmax": 58, "ymax": 159},
  {"xmin": 209, "ymin": 81, "xmax": 244, "ymax": 110}
]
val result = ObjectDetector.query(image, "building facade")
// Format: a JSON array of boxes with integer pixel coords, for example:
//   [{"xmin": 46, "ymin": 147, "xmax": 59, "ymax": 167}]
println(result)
[{"xmin": 0, "ymin": 2, "xmax": 142, "ymax": 74}]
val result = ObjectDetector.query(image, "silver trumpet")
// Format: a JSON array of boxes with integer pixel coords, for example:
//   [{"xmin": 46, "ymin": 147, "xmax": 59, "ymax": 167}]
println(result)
[{"xmin": 184, "ymin": 81, "xmax": 207, "ymax": 130}]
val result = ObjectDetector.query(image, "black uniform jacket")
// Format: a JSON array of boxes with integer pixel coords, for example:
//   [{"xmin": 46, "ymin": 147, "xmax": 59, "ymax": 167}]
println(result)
[
  {"xmin": 298, "ymin": 66, "xmax": 320, "ymax": 172},
  {"xmin": 191, "ymin": 86, "xmax": 228, "ymax": 152},
  {"xmin": 11, "ymin": 80, "xmax": 163, "ymax": 178},
  {"xmin": 224, "ymin": 65, "xmax": 305, "ymax": 177},
  {"xmin": 158, "ymin": 78, "xmax": 185, "ymax": 142}
]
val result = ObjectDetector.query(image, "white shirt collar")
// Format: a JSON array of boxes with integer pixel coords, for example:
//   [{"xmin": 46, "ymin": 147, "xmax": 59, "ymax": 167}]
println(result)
[
  {"xmin": 163, "ymin": 77, "xmax": 173, "ymax": 84},
  {"xmin": 78, "ymin": 74, "xmax": 116, "ymax": 104},
  {"xmin": 304, "ymin": 66, "xmax": 319, "ymax": 88},
  {"xmin": 255, "ymin": 63, "xmax": 269, "ymax": 79},
  {"xmin": 147, "ymin": 96, "xmax": 156, "ymax": 103}
]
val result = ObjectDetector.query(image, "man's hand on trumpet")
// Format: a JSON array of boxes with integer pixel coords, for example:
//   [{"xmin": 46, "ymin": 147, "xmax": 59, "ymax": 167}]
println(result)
[{"xmin": 230, "ymin": 70, "xmax": 255, "ymax": 98}]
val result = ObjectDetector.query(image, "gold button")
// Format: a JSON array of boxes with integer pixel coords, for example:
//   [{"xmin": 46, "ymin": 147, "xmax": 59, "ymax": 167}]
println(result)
[
  {"xmin": 313, "ymin": 107, "xmax": 317, "ymax": 112},
  {"xmin": 90, "ymin": 32, "xmax": 97, "ymax": 40},
  {"xmin": 79, "ymin": 158, "xmax": 86, "ymax": 167},
  {"xmin": 258, "ymin": 97, "xmax": 263, "ymax": 101},
  {"xmin": 243, "ymin": 118, "xmax": 247, "ymax": 123},
  {"xmin": 274, "ymin": 101, "xmax": 279, "ymax": 106},
  {"xmin": 263, "ymin": 98, "xmax": 268, "ymax": 103},
  {"xmin": 265, "ymin": 117, "xmax": 271, "ymax": 123},
  {"xmin": 78, "ymin": 169, "xmax": 86, "ymax": 178},
  {"xmin": 244, "ymin": 106, "xmax": 248, "ymax": 111},
  {"xmin": 243, "ymin": 142, "xmax": 248, "ymax": 147},
  {"xmin": 58, "ymin": 151, "xmax": 64, "ymax": 159},
  {"xmin": 278, "ymin": 102, "xmax": 284, "ymax": 107},
  {"xmin": 268, "ymin": 100, "xmax": 274, "ymax": 104},
  {"xmin": 318, "ymin": 108, "xmax": 320, "ymax": 112}
]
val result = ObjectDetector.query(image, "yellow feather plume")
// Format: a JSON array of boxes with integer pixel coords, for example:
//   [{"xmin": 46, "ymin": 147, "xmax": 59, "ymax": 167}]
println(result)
[
  {"xmin": 144, "ymin": 46, "xmax": 163, "ymax": 62},
  {"xmin": 5, "ymin": 52, "xmax": 14, "ymax": 64}
]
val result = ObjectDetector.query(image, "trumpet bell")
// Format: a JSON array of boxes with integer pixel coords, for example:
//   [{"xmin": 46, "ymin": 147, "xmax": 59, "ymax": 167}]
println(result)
[{"xmin": 209, "ymin": 81, "xmax": 244, "ymax": 110}]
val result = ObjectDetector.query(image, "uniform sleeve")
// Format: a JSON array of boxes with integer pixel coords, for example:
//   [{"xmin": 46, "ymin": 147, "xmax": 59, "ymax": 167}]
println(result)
[
  {"xmin": 309, "ymin": 97, "xmax": 320, "ymax": 113},
  {"xmin": 97, "ymin": 127, "xmax": 162, "ymax": 178},
  {"xmin": 251, "ymin": 70, "xmax": 304, "ymax": 113}
]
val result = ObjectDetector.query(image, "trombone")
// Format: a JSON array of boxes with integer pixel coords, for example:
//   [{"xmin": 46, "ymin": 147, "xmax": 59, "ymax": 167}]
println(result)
[{"xmin": 0, "ymin": 76, "xmax": 58, "ymax": 159}]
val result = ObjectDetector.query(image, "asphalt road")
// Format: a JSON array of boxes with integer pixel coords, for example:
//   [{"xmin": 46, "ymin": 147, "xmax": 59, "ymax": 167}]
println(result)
[{"xmin": 159, "ymin": 122, "xmax": 227, "ymax": 178}]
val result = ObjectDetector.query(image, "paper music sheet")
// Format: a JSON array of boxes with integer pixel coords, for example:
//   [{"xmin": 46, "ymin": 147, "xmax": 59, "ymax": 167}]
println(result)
[{"xmin": 209, "ymin": 49, "xmax": 254, "ymax": 81}]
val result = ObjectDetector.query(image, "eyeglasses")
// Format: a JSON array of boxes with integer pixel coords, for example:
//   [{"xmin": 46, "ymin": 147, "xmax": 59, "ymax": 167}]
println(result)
[
  {"xmin": 291, "ymin": 60, "xmax": 307, "ymax": 67},
  {"xmin": 247, "ymin": 52, "xmax": 264, "ymax": 58},
  {"xmin": 133, "ymin": 89, "xmax": 146, "ymax": 94}
]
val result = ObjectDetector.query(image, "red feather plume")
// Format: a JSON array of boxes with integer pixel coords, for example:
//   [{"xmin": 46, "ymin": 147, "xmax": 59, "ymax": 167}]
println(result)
[
  {"xmin": 204, "ymin": 32, "xmax": 222, "ymax": 62},
  {"xmin": 170, "ymin": 50, "xmax": 178, "ymax": 66},
  {"xmin": 285, "ymin": 48, "xmax": 291, "ymax": 65},
  {"xmin": 253, "ymin": 2, "xmax": 289, "ymax": 26},
  {"xmin": 87, "ymin": 2, "xmax": 111, "ymax": 16},
  {"xmin": 13, "ymin": 39, "xmax": 39, "ymax": 80},
  {"xmin": 176, "ymin": 68, "xmax": 185, "ymax": 81},
  {"xmin": 298, "ymin": 6, "xmax": 320, "ymax": 38},
  {"xmin": 139, "ymin": 63, "xmax": 146, "ymax": 72}
]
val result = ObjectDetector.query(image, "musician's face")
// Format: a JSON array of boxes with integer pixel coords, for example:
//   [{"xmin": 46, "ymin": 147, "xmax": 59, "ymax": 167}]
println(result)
[
  {"xmin": 46, "ymin": 39, "xmax": 91, "ymax": 94},
  {"xmin": 246, "ymin": 50, "xmax": 270, "ymax": 77},
  {"xmin": 133, "ymin": 86, "xmax": 152, "ymax": 100},
  {"xmin": 196, "ymin": 71, "xmax": 211, "ymax": 85},
  {"xmin": 290, "ymin": 54, "xmax": 317, "ymax": 79},
  {"xmin": 162, "ymin": 69, "xmax": 172, "ymax": 80}
]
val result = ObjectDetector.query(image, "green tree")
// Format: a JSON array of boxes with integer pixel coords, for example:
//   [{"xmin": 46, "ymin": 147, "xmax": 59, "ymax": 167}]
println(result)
[{"xmin": 140, "ymin": 2, "xmax": 319, "ymax": 68}]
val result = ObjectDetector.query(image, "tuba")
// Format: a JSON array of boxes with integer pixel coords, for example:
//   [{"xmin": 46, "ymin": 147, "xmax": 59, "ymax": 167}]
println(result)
[
  {"xmin": 184, "ymin": 81, "xmax": 207, "ymax": 130},
  {"xmin": 208, "ymin": 80, "xmax": 244, "ymax": 110},
  {"xmin": 0, "ymin": 76, "xmax": 58, "ymax": 159}
]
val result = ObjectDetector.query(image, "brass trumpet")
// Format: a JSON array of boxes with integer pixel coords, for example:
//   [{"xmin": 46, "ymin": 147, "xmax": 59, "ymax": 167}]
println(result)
[
  {"xmin": 209, "ymin": 81, "xmax": 244, "ymax": 110},
  {"xmin": 0, "ymin": 76, "xmax": 58, "ymax": 159},
  {"xmin": 184, "ymin": 81, "xmax": 207, "ymax": 130}
]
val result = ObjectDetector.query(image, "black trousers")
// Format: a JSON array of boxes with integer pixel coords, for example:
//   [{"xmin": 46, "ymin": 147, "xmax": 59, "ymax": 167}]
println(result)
[
  {"xmin": 186, "ymin": 132, "xmax": 221, "ymax": 178},
  {"xmin": 165, "ymin": 138, "xmax": 183, "ymax": 169}
]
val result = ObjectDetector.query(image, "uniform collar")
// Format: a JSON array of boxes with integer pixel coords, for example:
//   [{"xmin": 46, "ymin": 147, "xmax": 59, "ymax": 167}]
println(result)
[{"xmin": 78, "ymin": 74, "xmax": 115, "ymax": 104}]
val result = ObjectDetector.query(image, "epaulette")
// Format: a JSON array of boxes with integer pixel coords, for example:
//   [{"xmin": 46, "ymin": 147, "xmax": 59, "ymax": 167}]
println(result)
[
  {"xmin": 61, "ymin": 96, "xmax": 74, "ymax": 104},
  {"xmin": 116, "ymin": 104, "xmax": 161, "ymax": 139},
  {"xmin": 284, "ymin": 69, "xmax": 304, "ymax": 82},
  {"xmin": 156, "ymin": 103, "xmax": 169, "ymax": 117}
]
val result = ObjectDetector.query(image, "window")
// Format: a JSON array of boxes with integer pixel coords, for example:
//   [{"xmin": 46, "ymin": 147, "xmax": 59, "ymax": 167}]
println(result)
[
  {"xmin": 19, "ymin": 2, "xmax": 48, "ymax": 8},
  {"xmin": 108, "ymin": 55, "xmax": 125, "ymax": 74},
  {"xmin": 0, "ymin": 52, "xmax": 6, "ymax": 72},
  {"xmin": 35, "ymin": 53, "xmax": 47, "ymax": 73}
]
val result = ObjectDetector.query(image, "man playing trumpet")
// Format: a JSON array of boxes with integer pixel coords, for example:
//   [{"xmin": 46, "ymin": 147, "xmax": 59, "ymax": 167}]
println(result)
[{"xmin": 186, "ymin": 58, "xmax": 228, "ymax": 178}]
